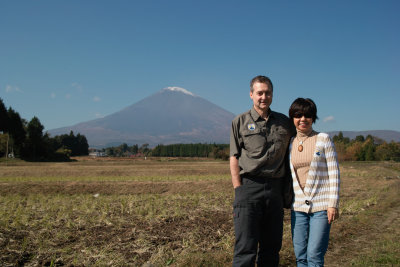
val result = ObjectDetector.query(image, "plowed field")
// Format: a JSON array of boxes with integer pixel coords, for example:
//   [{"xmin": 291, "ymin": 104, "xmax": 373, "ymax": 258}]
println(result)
[{"xmin": 0, "ymin": 158, "xmax": 399, "ymax": 266}]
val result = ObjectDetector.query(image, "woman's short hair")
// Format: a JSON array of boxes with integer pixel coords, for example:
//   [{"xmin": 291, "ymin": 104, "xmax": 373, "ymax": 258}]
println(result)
[{"xmin": 289, "ymin": 98, "xmax": 318, "ymax": 123}]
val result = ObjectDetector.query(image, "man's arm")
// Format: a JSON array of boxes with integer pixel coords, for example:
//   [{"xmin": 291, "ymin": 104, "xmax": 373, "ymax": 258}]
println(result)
[{"xmin": 230, "ymin": 156, "xmax": 241, "ymax": 188}]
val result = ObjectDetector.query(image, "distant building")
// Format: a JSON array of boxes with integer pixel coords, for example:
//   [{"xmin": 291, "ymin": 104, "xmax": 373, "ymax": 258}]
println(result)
[{"xmin": 89, "ymin": 151, "xmax": 107, "ymax": 157}]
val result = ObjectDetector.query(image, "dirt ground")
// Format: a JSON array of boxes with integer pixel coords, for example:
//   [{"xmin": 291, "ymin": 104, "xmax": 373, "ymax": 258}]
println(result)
[
  {"xmin": 0, "ymin": 159, "xmax": 399, "ymax": 266},
  {"xmin": 0, "ymin": 180, "xmax": 232, "ymax": 196},
  {"xmin": 324, "ymin": 179, "xmax": 400, "ymax": 267}
]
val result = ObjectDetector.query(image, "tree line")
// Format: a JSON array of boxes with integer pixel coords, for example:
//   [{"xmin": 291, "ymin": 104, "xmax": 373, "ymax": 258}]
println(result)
[
  {"xmin": 94, "ymin": 133, "xmax": 400, "ymax": 162},
  {"xmin": 102, "ymin": 143, "xmax": 150, "ymax": 157},
  {"xmin": 0, "ymin": 98, "xmax": 89, "ymax": 161},
  {"xmin": 151, "ymin": 143, "xmax": 229, "ymax": 159},
  {"xmin": 333, "ymin": 132, "xmax": 400, "ymax": 161},
  {"xmin": 97, "ymin": 143, "xmax": 230, "ymax": 160}
]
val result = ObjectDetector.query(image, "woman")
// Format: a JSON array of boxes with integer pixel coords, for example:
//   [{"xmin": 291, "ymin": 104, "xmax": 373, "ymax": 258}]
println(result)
[{"xmin": 288, "ymin": 98, "xmax": 340, "ymax": 267}]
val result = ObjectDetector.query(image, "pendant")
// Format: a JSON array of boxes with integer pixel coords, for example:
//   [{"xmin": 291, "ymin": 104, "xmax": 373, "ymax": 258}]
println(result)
[{"xmin": 298, "ymin": 145, "xmax": 303, "ymax": 152}]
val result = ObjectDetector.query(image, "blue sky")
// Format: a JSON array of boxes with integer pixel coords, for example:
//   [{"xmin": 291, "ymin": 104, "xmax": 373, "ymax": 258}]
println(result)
[{"xmin": 1, "ymin": 0, "xmax": 399, "ymax": 133}]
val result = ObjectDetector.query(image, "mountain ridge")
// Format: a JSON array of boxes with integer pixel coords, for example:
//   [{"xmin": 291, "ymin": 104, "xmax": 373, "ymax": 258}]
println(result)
[{"xmin": 49, "ymin": 87, "xmax": 236, "ymax": 148}]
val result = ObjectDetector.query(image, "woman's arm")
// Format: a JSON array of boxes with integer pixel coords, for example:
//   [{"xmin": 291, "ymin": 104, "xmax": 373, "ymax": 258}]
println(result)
[{"xmin": 324, "ymin": 135, "xmax": 340, "ymax": 222}]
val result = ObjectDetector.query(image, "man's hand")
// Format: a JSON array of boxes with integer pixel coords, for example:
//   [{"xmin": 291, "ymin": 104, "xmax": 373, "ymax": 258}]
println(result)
[{"xmin": 230, "ymin": 156, "xmax": 241, "ymax": 188}]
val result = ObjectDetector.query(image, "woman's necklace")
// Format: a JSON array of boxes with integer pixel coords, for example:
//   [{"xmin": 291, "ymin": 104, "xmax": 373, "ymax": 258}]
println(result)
[{"xmin": 296, "ymin": 131, "xmax": 312, "ymax": 152}]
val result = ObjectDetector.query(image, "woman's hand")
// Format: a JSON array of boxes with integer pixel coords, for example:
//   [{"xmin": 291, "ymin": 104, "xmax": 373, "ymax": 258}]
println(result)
[{"xmin": 327, "ymin": 207, "xmax": 339, "ymax": 224}]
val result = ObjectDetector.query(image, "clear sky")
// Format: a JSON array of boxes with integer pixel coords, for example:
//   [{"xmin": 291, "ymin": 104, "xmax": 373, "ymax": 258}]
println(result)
[{"xmin": 1, "ymin": 0, "xmax": 399, "ymax": 133}]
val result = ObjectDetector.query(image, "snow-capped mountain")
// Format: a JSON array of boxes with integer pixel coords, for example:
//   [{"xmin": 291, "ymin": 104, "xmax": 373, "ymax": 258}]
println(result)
[
  {"xmin": 162, "ymin": 86, "xmax": 196, "ymax": 96},
  {"xmin": 49, "ymin": 87, "xmax": 236, "ymax": 148}
]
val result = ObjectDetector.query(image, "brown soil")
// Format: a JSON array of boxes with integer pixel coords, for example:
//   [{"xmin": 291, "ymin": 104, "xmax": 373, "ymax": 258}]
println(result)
[
  {"xmin": 0, "ymin": 180, "xmax": 232, "ymax": 195},
  {"xmin": 324, "ymin": 180, "xmax": 400, "ymax": 267},
  {"xmin": 1, "ymin": 160, "xmax": 399, "ymax": 266}
]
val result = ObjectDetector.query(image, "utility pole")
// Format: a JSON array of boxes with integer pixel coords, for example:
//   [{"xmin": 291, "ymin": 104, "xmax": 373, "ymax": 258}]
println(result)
[{"xmin": 5, "ymin": 133, "xmax": 9, "ymax": 158}]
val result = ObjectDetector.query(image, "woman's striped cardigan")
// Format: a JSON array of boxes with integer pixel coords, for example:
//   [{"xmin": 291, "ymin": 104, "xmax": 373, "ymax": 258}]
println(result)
[{"xmin": 289, "ymin": 132, "xmax": 340, "ymax": 213}]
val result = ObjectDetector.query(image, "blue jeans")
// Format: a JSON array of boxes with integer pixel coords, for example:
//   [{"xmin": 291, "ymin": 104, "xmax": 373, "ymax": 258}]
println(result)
[{"xmin": 291, "ymin": 210, "xmax": 331, "ymax": 267}]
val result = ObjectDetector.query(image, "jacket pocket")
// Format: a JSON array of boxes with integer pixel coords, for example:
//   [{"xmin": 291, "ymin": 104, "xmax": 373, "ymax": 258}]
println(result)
[{"xmin": 241, "ymin": 128, "xmax": 266, "ymax": 156}]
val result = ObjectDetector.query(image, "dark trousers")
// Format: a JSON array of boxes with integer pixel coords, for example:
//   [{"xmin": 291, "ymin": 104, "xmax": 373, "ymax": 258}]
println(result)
[{"xmin": 233, "ymin": 177, "xmax": 284, "ymax": 267}]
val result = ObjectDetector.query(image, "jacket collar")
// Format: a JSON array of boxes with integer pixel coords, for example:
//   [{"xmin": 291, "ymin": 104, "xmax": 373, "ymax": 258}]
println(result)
[{"xmin": 250, "ymin": 107, "xmax": 273, "ymax": 121}]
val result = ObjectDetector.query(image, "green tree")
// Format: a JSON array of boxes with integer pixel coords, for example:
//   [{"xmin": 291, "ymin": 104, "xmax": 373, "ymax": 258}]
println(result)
[
  {"xmin": 375, "ymin": 142, "xmax": 400, "ymax": 161},
  {"xmin": 105, "ymin": 147, "xmax": 115, "ymax": 156},
  {"xmin": 333, "ymin": 132, "xmax": 343, "ymax": 143},
  {"xmin": 131, "ymin": 144, "xmax": 139, "ymax": 154},
  {"xmin": 362, "ymin": 140, "xmax": 376, "ymax": 161},
  {"xmin": 7, "ymin": 107, "xmax": 26, "ymax": 156},
  {"xmin": 365, "ymin": 135, "xmax": 374, "ymax": 141},
  {"xmin": 0, "ymin": 134, "xmax": 8, "ymax": 157},
  {"xmin": 121, "ymin": 143, "xmax": 129, "ymax": 154},
  {"xmin": 76, "ymin": 133, "xmax": 89, "ymax": 156},
  {"xmin": 333, "ymin": 132, "xmax": 350, "ymax": 144},
  {"xmin": 140, "ymin": 143, "xmax": 150, "ymax": 155},
  {"xmin": 0, "ymin": 98, "xmax": 9, "ymax": 133},
  {"xmin": 22, "ymin": 116, "xmax": 46, "ymax": 159},
  {"xmin": 355, "ymin": 135, "xmax": 365, "ymax": 142},
  {"xmin": 54, "ymin": 131, "xmax": 89, "ymax": 156}
]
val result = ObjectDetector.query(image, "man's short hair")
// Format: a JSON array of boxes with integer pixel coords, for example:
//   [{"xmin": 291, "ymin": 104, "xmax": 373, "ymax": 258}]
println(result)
[{"xmin": 250, "ymin": 75, "xmax": 273, "ymax": 92}]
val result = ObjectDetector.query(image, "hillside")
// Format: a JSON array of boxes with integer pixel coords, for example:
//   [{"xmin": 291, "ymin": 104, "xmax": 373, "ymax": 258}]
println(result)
[{"xmin": 49, "ymin": 87, "xmax": 235, "ymax": 148}]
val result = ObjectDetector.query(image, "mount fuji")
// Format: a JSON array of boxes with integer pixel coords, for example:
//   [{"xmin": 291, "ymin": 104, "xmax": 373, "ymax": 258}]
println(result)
[{"xmin": 48, "ymin": 87, "xmax": 236, "ymax": 148}]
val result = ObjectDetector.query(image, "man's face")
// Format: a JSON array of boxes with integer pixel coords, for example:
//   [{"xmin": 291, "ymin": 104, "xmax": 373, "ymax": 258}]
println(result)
[{"xmin": 250, "ymin": 82, "xmax": 273, "ymax": 114}]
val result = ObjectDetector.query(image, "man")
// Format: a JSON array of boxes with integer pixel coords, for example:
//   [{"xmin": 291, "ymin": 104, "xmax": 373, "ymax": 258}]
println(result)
[{"xmin": 230, "ymin": 75, "xmax": 294, "ymax": 266}]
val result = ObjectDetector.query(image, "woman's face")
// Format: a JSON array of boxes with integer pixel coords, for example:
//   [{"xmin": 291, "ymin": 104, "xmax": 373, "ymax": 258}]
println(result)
[{"xmin": 293, "ymin": 115, "xmax": 313, "ymax": 133}]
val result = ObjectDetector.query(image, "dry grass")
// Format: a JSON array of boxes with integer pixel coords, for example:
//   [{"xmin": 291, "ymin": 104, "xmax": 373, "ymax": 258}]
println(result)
[{"xmin": 0, "ymin": 158, "xmax": 399, "ymax": 266}]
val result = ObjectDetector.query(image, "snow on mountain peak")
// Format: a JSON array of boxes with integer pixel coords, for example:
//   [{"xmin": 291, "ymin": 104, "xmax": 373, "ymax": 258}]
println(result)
[{"xmin": 163, "ymin": 87, "xmax": 195, "ymax": 96}]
